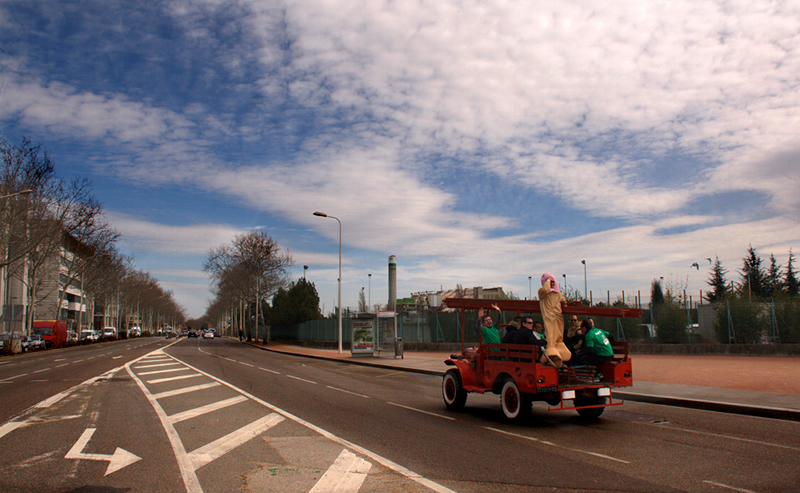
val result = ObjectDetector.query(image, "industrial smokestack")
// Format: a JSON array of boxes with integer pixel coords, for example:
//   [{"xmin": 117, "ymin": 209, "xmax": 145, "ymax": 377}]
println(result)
[{"xmin": 388, "ymin": 255, "xmax": 396, "ymax": 311}]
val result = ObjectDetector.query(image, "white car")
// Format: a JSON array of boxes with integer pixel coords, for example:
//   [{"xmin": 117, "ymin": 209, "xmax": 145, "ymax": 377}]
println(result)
[
  {"xmin": 203, "ymin": 330, "xmax": 214, "ymax": 339},
  {"xmin": 103, "ymin": 327, "xmax": 117, "ymax": 338},
  {"xmin": 80, "ymin": 330, "xmax": 96, "ymax": 341}
]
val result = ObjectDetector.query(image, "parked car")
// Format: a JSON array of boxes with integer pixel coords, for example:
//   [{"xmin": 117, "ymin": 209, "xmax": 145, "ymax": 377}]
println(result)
[
  {"xmin": 130, "ymin": 327, "xmax": 141, "ymax": 337},
  {"xmin": 80, "ymin": 330, "xmax": 96, "ymax": 342},
  {"xmin": 21, "ymin": 335, "xmax": 31, "ymax": 352},
  {"xmin": 103, "ymin": 327, "xmax": 117, "ymax": 339},
  {"xmin": 66, "ymin": 331, "xmax": 79, "ymax": 343},
  {"xmin": 27, "ymin": 334, "xmax": 47, "ymax": 350},
  {"xmin": 203, "ymin": 330, "xmax": 214, "ymax": 339}
]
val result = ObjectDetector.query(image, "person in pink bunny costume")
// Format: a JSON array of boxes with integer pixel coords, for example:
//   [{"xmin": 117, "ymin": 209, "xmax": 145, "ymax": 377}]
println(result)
[{"xmin": 537, "ymin": 272, "xmax": 572, "ymax": 368}]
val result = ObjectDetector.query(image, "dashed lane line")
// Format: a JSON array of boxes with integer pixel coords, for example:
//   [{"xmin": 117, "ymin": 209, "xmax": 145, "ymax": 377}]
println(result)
[
  {"xmin": 327, "ymin": 386, "xmax": 369, "ymax": 399},
  {"xmin": 387, "ymin": 402, "xmax": 455, "ymax": 421},
  {"xmin": 287, "ymin": 375, "xmax": 317, "ymax": 385},
  {"xmin": 258, "ymin": 367, "xmax": 280, "ymax": 374},
  {"xmin": 486, "ymin": 426, "xmax": 630, "ymax": 464}
]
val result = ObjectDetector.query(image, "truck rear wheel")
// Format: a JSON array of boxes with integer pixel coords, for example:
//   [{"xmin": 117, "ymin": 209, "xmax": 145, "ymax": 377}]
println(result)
[
  {"xmin": 443, "ymin": 369, "xmax": 467, "ymax": 410},
  {"xmin": 575, "ymin": 397, "xmax": 607, "ymax": 419},
  {"xmin": 500, "ymin": 378, "xmax": 531, "ymax": 420}
]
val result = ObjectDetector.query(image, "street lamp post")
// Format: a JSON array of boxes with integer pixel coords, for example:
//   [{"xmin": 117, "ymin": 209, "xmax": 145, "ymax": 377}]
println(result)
[
  {"xmin": 0, "ymin": 189, "xmax": 33, "ymax": 200},
  {"xmin": 313, "ymin": 211, "xmax": 342, "ymax": 353},
  {"xmin": 304, "ymin": 265, "xmax": 308, "ymax": 280},
  {"xmin": 581, "ymin": 260, "xmax": 587, "ymax": 303},
  {"xmin": 368, "ymin": 273, "xmax": 372, "ymax": 312},
  {"xmin": 562, "ymin": 274, "xmax": 567, "ymax": 294},
  {"xmin": 528, "ymin": 276, "xmax": 532, "ymax": 300}
]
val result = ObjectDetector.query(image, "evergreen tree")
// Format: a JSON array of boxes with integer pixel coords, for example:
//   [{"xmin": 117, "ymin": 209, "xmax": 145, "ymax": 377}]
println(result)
[
  {"xmin": 650, "ymin": 279, "xmax": 664, "ymax": 306},
  {"xmin": 766, "ymin": 254, "xmax": 782, "ymax": 297},
  {"xmin": 740, "ymin": 245, "xmax": 766, "ymax": 299},
  {"xmin": 269, "ymin": 278, "xmax": 322, "ymax": 326},
  {"xmin": 705, "ymin": 256, "xmax": 729, "ymax": 303},
  {"xmin": 785, "ymin": 248, "xmax": 799, "ymax": 296}
]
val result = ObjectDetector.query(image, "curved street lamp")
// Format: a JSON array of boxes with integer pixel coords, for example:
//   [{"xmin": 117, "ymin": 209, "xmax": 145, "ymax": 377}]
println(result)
[
  {"xmin": 581, "ymin": 260, "xmax": 587, "ymax": 303},
  {"xmin": 0, "ymin": 189, "xmax": 33, "ymax": 200},
  {"xmin": 313, "ymin": 211, "xmax": 342, "ymax": 353}
]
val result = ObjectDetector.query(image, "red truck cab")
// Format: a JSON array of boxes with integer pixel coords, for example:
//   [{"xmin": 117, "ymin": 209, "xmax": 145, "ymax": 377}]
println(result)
[{"xmin": 33, "ymin": 320, "xmax": 68, "ymax": 348}]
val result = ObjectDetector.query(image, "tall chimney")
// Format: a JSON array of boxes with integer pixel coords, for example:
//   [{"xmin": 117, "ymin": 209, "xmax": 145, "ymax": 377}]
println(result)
[{"xmin": 388, "ymin": 255, "xmax": 396, "ymax": 311}]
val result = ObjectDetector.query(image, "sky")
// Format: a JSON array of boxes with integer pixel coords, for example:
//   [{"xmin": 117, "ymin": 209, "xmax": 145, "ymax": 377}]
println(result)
[{"xmin": 1, "ymin": 0, "xmax": 798, "ymax": 319}]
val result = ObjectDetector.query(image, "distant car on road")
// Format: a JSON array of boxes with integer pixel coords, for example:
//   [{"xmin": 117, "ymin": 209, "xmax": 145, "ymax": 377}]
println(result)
[
  {"xmin": 188, "ymin": 329, "xmax": 198, "ymax": 338},
  {"xmin": 203, "ymin": 330, "xmax": 214, "ymax": 339}
]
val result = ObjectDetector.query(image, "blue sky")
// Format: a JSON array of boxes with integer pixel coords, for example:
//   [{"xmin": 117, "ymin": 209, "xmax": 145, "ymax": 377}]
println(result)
[{"xmin": 2, "ymin": 0, "xmax": 798, "ymax": 318}]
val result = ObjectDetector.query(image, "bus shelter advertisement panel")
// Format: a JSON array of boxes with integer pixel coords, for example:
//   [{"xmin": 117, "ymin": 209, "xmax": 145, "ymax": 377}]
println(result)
[{"xmin": 352, "ymin": 321, "xmax": 374, "ymax": 354}]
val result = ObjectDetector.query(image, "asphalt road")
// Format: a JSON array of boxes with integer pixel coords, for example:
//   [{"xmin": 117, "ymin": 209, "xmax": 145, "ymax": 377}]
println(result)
[{"xmin": 1, "ymin": 337, "xmax": 799, "ymax": 493}]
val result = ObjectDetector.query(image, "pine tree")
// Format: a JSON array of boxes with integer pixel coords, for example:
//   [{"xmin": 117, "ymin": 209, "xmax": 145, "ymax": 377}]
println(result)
[
  {"xmin": 786, "ymin": 248, "xmax": 799, "ymax": 296},
  {"xmin": 650, "ymin": 279, "xmax": 664, "ymax": 306},
  {"xmin": 705, "ymin": 256, "xmax": 729, "ymax": 302},
  {"xmin": 766, "ymin": 254, "xmax": 782, "ymax": 297},
  {"xmin": 740, "ymin": 245, "xmax": 766, "ymax": 299}
]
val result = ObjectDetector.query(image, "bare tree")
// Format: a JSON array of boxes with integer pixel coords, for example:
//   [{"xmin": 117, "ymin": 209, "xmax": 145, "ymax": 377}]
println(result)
[{"xmin": 204, "ymin": 231, "xmax": 293, "ymax": 343}]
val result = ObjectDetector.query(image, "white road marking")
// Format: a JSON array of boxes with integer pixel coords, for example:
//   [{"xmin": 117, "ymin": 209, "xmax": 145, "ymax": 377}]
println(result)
[
  {"xmin": 147, "ymin": 374, "xmax": 203, "ymax": 384},
  {"xmin": 169, "ymin": 396, "xmax": 248, "ymax": 424},
  {"xmin": 702, "ymin": 480, "xmax": 758, "ymax": 493},
  {"xmin": 634, "ymin": 421, "xmax": 800, "ymax": 452},
  {"xmin": 65, "ymin": 428, "xmax": 141, "ymax": 476},
  {"xmin": 287, "ymin": 375, "xmax": 317, "ymax": 384},
  {"xmin": 138, "ymin": 368, "xmax": 190, "ymax": 376},
  {"xmin": 112, "ymin": 356, "xmax": 123, "ymax": 360},
  {"xmin": 387, "ymin": 402, "xmax": 455, "ymax": 420},
  {"xmin": 258, "ymin": 367, "xmax": 280, "ymax": 374},
  {"xmin": 309, "ymin": 448, "xmax": 372, "ymax": 493},
  {"xmin": 54, "ymin": 358, "xmax": 66, "ymax": 362},
  {"xmin": 1, "ymin": 373, "xmax": 28, "ymax": 381},
  {"xmin": 33, "ymin": 368, "xmax": 51, "ymax": 373},
  {"xmin": 188, "ymin": 413, "xmax": 285, "ymax": 470},
  {"xmin": 131, "ymin": 348, "xmax": 456, "ymax": 493},
  {"xmin": 327, "ymin": 386, "xmax": 369, "ymax": 398},
  {"xmin": 485, "ymin": 427, "xmax": 630, "ymax": 464},
  {"xmin": 152, "ymin": 382, "xmax": 221, "ymax": 399},
  {"xmin": 237, "ymin": 361, "xmax": 254, "ymax": 367},
  {"xmin": 135, "ymin": 362, "xmax": 180, "ymax": 369}
]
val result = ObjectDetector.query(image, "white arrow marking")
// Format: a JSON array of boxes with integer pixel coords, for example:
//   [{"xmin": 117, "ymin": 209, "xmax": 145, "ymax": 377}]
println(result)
[{"xmin": 65, "ymin": 428, "xmax": 141, "ymax": 476}]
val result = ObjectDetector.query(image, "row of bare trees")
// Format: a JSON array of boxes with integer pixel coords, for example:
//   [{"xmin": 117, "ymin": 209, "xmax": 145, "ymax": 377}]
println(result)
[
  {"xmin": 1, "ymin": 136, "xmax": 185, "ymax": 335},
  {"xmin": 203, "ymin": 231, "xmax": 294, "ymax": 342}
]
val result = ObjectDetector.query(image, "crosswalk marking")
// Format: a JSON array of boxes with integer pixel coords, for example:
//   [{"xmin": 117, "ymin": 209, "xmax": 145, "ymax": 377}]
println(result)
[
  {"xmin": 169, "ymin": 396, "xmax": 248, "ymax": 424},
  {"xmin": 310, "ymin": 449, "xmax": 372, "ymax": 493},
  {"xmin": 152, "ymin": 382, "xmax": 221, "ymax": 399},
  {"xmin": 188, "ymin": 413, "xmax": 285, "ymax": 470},
  {"xmin": 147, "ymin": 374, "xmax": 203, "ymax": 384},
  {"xmin": 138, "ymin": 368, "xmax": 190, "ymax": 376}
]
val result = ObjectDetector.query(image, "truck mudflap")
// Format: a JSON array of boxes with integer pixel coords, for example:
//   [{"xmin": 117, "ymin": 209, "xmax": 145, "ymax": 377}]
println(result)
[{"xmin": 547, "ymin": 387, "xmax": 623, "ymax": 412}]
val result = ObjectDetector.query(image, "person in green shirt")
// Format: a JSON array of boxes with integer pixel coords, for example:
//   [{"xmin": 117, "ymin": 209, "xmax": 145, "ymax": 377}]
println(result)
[
  {"xmin": 476, "ymin": 304, "xmax": 502, "ymax": 345},
  {"xmin": 578, "ymin": 319, "xmax": 614, "ymax": 366}
]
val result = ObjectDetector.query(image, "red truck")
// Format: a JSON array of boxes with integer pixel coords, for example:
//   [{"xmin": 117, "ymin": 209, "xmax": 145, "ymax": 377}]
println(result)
[
  {"xmin": 33, "ymin": 320, "xmax": 69, "ymax": 348},
  {"xmin": 441, "ymin": 298, "xmax": 641, "ymax": 420}
]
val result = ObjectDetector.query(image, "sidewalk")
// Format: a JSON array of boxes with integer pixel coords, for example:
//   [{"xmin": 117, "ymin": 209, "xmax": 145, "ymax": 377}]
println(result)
[{"xmin": 247, "ymin": 341, "xmax": 800, "ymax": 422}]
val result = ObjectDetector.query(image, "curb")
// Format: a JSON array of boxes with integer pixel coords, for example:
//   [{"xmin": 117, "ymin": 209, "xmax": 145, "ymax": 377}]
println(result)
[
  {"xmin": 614, "ymin": 391, "xmax": 800, "ymax": 422},
  {"xmin": 243, "ymin": 341, "xmax": 800, "ymax": 422}
]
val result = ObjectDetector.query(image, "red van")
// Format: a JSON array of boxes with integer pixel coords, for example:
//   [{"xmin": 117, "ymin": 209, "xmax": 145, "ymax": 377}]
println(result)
[{"xmin": 33, "ymin": 320, "xmax": 68, "ymax": 348}]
